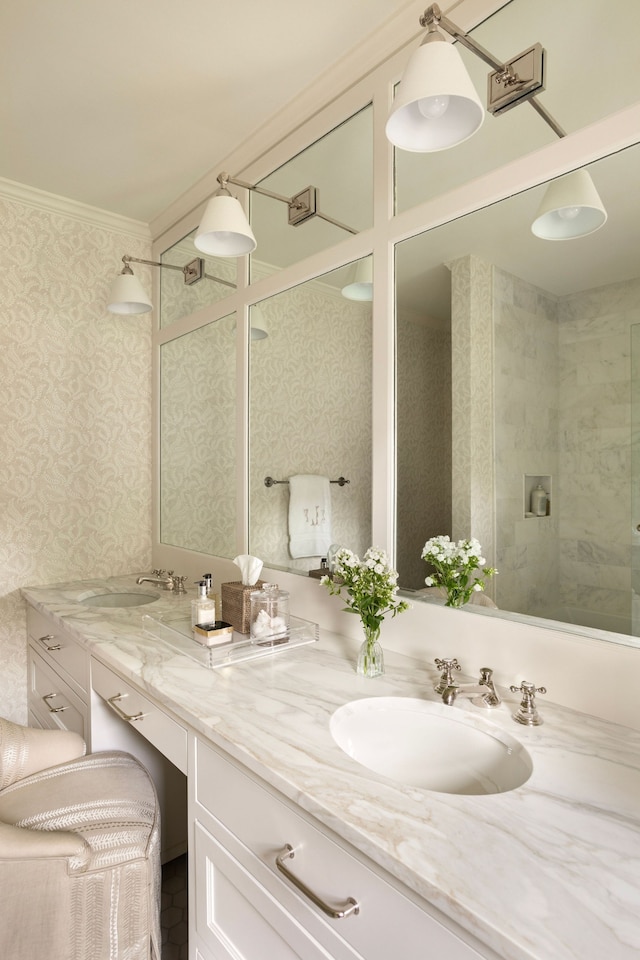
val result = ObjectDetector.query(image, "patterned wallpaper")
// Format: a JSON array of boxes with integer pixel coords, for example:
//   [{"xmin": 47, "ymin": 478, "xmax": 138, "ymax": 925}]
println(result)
[
  {"xmin": 160, "ymin": 314, "xmax": 237, "ymax": 558},
  {"xmin": 396, "ymin": 310, "xmax": 451, "ymax": 589},
  {"xmin": 0, "ymin": 189, "xmax": 152, "ymax": 721},
  {"xmin": 249, "ymin": 278, "xmax": 372, "ymax": 572}
]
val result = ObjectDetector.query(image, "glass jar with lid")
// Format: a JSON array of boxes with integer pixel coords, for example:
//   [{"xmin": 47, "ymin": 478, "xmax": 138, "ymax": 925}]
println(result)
[{"xmin": 250, "ymin": 583, "xmax": 290, "ymax": 645}]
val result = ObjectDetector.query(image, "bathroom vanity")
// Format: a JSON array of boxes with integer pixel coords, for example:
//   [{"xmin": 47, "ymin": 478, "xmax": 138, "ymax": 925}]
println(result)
[{"xmin": 22, "ymin": 574, "xmax": 640, "ymax": 960}]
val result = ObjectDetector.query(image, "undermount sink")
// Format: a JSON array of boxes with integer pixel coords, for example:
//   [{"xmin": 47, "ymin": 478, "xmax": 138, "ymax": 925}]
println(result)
[
  {"xmin": 79, "ymin": 592, "xmax": 160, "ymax": 608},
  {"xmin": 330, "ymin": 697, "xmax": 532, "ymax": 796}
]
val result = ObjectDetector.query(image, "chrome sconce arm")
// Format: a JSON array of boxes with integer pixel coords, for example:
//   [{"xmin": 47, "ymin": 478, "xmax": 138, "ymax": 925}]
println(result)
[
  {"xmin": 218, "ymin": 171, "xmax": 358, "ymax": 236},
  {"xmin": 194, "ymin": 169, "xmax": 358, "ymax": 258},
  {"xmin": 419, "ymin": 3, "xmax": 565, "ymax": 136},
  {"xmin": 107, "ymin": 253, "xmax": 236, "ymax": 315},
  {"xmin": 120, "ymin": 254, "xmax": 236, "ymax": 289},
  {"xmin": 387, "ymin": 5, "xmax": 606, "ymax": 240}
]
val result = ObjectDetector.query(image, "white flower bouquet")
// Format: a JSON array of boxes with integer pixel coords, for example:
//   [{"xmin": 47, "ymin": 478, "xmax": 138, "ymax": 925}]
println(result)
[{"xmin": 421, "ymin": 535, "xmax": 497, "ymax": 608}]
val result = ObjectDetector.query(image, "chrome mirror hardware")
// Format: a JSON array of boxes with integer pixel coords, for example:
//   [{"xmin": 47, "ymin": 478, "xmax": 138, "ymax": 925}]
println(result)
[
  {"xmin": 434, "ymin": 657, "xmax": 461, "ymax": 694},
  {"xmin": 442, "ymin": 666, "xmax": 501, "ymax": 708},
  {"xmin": 510, "ymin": 681, "xmax": 547, "ymax": 726}
]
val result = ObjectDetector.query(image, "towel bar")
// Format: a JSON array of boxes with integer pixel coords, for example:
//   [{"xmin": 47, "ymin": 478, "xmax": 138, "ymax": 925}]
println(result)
[{"xmin": 264, "ymin": 476, "xmax": 350, "ymax": 488}]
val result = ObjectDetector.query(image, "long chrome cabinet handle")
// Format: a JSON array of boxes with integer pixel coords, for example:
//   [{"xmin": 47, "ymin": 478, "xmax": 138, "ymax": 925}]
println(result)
[
  {"xmin": 106, "ymin": 693, "xmax": 147, "ymax": 723},
  {"xmin": 275, "ymin": 844, "xmax": 360, "ymax": 919},
  {"xmin": 42, "ymin": 692, "xmax": 68, "ymax": 714},
  {"xmin": 38, "ymin": 634, "xmax": 61, "ymax": 651}
]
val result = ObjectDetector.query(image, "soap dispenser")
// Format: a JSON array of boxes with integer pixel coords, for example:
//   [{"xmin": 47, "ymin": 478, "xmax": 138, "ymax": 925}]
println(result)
[
  {"xmin": 191, "ymin": 580, "xmax": 217, "ymax": 628},
  {"xmin": 530, "ymin": 484, "xmax": 548, "ymax": 517},
  {"xmin": 202, "ymin": 572, "xmax": 221, "ymax": 619}
]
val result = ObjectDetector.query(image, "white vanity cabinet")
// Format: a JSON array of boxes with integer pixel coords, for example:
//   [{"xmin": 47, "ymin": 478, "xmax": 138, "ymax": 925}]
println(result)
[
  {"xmin": 27, "ymin": 606, "xmax": 90, "ymax": 741},
  {"xmin": 192, "ymin": 738, "xmax": 492, "ymax": 960},
  {"xmin": 90, "ymin": 656, "xmax": 189, "ymax": 863}
]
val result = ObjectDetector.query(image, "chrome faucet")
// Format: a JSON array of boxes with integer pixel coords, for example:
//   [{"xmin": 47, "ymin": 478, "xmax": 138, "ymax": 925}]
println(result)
[
  {"xmin": 442, "ymin": 667, "xmax": 501, "ymax": 708},
  {"xmin": 136, "ymin": 571, "xmax": 187, "ymax": 594}
]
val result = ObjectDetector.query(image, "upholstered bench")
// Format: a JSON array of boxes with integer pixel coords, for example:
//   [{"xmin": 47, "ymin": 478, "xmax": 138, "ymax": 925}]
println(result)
[{"xmin": 0, "ymin": 718, "xmax": 161, "ymax": 960}]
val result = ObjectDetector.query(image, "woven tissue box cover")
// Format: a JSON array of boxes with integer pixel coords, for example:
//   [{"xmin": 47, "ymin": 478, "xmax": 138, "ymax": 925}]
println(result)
[{"xmin": 221, "ymin": 580, "xmax": 265, "ymax": 634}]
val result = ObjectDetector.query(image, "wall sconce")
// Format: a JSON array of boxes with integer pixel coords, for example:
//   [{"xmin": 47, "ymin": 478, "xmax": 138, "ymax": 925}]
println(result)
[
  {"xmin": 531, "ymin": 168, "xmax": 607, "ymax": 240},
  {"xmin": 341, "ymin": 257, "xmax": 373, "ymax": 301},
  {"xmin": 387, "ymin": 3, "xmax": 561, "ymax": 152},
  {"xmin": 107, "ymin": 254, "xmax": 236, "ymax": 315},
  {"xmin": 194, "ymin": 171, "xmax": 358, "ymax": 258},
  {"xmin": 388, "ymin": 4, "xmax": 606, "ymax": 240}
]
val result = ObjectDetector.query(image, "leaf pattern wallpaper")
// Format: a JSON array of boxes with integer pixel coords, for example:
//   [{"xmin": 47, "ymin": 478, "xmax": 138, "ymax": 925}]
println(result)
[{"xmin": 0, "ymin": 186, "xmax": 153, "ymax": 720}]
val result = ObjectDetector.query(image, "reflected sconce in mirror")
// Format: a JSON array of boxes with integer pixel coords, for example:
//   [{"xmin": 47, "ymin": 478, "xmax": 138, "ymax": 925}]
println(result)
[
  {"xmin": 341, "ymin": 256, "xmax": 373, "ymax": 301},
  {"xmin": 194, "ymin": 171, "xmax": 358, "ymax": 258},
  {"xmin": 107, "ymin": 254, "xmax": 236, "ymax": 315},
  {"xmin": 387, "ymin": 4, "xmax": 606, "ymax": 239},
  {"xmin": 531, "ymin": 168, "xmax": 607, "ymax": 240}
]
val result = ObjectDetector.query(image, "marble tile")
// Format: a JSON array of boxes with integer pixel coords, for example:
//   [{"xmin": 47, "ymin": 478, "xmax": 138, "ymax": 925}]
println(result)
[{"xmin": 21, "ymin": 574, "xmax": 640, "ymax": 960}]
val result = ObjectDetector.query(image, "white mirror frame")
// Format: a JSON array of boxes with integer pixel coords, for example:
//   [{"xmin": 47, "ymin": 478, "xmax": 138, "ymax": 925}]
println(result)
[{"xmin": 150, "ymin": 0, "xmax": 640, "ymax": 726}]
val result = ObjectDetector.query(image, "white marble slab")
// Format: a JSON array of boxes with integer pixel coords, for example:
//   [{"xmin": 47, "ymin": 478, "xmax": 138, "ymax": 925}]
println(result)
[{"xmin": 22, "ymin": 574, "xmax": 640, "ymax": 960}]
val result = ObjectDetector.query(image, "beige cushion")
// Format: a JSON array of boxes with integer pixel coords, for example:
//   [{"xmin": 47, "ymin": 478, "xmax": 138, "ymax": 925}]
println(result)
[{"xmin": 0, "ymin": 718, "xmax": 161, "ymax": 960}]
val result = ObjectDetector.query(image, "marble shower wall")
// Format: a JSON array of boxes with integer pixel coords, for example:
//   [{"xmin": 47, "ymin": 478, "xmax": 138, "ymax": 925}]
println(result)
[
  {"xmin": 493, "ymin": 267, "xmax": 560, "ymax": 618},
  {"xmin": 0, "ymin": 189, "xmax": 152, "ymax": 720},
  {"xmin": 556, "ymin": 277, "xmax": 640, "ymax": 634},
  {"xmin": 492, "ymin": 268, "xmax": 639, "ymax": 632}
]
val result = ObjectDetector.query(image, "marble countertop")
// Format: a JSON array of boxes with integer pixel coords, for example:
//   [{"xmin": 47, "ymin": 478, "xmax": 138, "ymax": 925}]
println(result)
[{"xmin": 22, "ymin": 574, "xmax": 640, "ymax": 960}]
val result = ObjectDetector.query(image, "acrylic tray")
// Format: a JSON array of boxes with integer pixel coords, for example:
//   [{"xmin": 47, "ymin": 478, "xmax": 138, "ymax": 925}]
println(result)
[{"xmin": 142, "ymin": 613, "xmax": 319, "ymax": 670}]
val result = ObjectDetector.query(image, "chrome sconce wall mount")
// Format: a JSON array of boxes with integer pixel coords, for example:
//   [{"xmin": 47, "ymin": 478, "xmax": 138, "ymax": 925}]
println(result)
[
  {"xmin": 194, "ymin": 170, "xmax": 358, "ymax": 259},
  {"xmin": 107, "ymin": 253, "xmax": 236, "ymax": 315},
  {"xmin": 387, "ymin": 4, "xmax": 607, "ymax": 240}
]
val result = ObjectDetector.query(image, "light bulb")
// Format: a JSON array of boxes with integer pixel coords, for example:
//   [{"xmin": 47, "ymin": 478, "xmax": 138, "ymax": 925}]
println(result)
[
  {"xmin": 557, "ymin": 206, "xmax": 581, "ymax": 221},
  {"xmin": 417, "ymin": 94, "xmax": 450, "ymax": 120}
]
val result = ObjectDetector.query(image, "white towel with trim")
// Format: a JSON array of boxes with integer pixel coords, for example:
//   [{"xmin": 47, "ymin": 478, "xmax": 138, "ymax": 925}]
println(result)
[{"xmin": 288, "ymin": 474, "xmax": 332, "ymax": 558}]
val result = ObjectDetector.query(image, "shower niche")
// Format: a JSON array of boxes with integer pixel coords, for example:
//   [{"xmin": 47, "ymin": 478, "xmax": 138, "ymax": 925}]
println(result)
[{"xmin": 524, "ymin": 475, "xmax": 551, "ymax": 518}]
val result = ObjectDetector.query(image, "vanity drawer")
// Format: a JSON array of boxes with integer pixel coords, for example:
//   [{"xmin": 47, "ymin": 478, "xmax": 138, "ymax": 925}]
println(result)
[
  {"xmin": 29, "ymin": 648, "xmax": 87, "ymax": 740},
  {"xmin": 195, "ymin": 740, "xmax": 486, "ymax": 960},
  {"xmin": 27, "ymin": 606, "xmax": 88, "ymax": 698},
  {"xmin": 91, "ymin": 658, "xmax": 188, "ymax": 774}
]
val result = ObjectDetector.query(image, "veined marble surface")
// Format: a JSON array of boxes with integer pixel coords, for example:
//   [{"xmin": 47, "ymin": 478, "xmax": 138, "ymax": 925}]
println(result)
[{"xmin": 22, "ymin": 574, "xmax": 640, "ymax": 960}]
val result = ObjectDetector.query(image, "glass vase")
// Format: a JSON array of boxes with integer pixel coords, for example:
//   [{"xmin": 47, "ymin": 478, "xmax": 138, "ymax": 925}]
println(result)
[{"xmin": 356, "ymin": 625, "xmax": 384, "ymax": 678}]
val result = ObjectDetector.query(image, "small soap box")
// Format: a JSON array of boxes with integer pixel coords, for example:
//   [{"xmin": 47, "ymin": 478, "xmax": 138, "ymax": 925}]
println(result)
[{"xmin": 193, "ymin": 620, "xmax": 234, "ymax": 647}]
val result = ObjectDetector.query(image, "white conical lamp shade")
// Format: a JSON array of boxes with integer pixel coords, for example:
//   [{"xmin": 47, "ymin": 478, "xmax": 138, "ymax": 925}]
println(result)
[
  {"xmin": 341, "ymin": 257, "xmax": 373, "ymax": 301},
  {"xmin": 107, "ymin": 271, "xmax": 152, "ymax": 314},
  {"xmin": 250, "ymin": 305, "xmax": 268, "ymax": 340},
  {"xmin": 531, "ymin": 169, "xmax": 607, "ymax": 240},
  {"xmin": 194, "ymin": 193, "xmax": 257, "ymax": 257},
  {"xmin": 386, "ymin": 35, "xmax": 484, "ymax": 152}
]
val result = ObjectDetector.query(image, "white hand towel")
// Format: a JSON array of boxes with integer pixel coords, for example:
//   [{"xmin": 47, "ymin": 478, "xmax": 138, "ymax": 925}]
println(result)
[{"xmin": 288, "ymin": 474, "xmax": 332, "ymax": 559}]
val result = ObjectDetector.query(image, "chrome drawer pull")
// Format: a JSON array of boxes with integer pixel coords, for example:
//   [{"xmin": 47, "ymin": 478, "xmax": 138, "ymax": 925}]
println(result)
[
  {"xmin": 38, "ymin": 634, "xmax": 61, "ymax": 651},
  {"xmin": 275, "ymin": 844, "xmax": 359, "ymax": 919},
  {"xmin": 42, "ymin": 692, "xmax": 68, "ymax": 714},
  {"xmin": 106, "ymin": 693, "xmax": 147, "ymax": 723}
]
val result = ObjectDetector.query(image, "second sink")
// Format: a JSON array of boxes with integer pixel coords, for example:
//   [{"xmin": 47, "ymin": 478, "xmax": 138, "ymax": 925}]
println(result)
[{"xmin": 330, "ymin": 697, "xmax": 532, "ymax": 795}]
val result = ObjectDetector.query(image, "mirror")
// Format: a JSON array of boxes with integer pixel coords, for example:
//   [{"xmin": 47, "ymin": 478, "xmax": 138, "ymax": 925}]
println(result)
[
  {"xmin": 395, "ymin": 143, "xmax": 640, "ymax": 642},
  {"xmin": 159, "ymin": 227, "xmax": 236, "ymax": 329},
  {"xmin": 395, "ymin": 0, "xmax": 640, "ymax": 214},
  {"xmin": 160, "ymin": 313, "xmax": 237, "ymax": 558},
  {"xmin": 248, "ymin": 259, "xmax": 373, "ymax": 573},
  {"xmin": 250, "ymin": 104, "xmax": 373, "ymax": 280}
]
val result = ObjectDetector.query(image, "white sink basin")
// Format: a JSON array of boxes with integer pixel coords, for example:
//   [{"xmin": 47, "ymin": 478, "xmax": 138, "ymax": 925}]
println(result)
[
  {"xmin": 79, "ymin": 592, "xmax": 159, "ymax": 608},
  {"xmin": 330, "ymin": 697, "xmax": 532, "ymax": 795}
]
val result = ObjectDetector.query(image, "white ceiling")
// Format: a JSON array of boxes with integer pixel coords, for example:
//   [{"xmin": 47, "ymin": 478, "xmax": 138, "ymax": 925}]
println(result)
[{"xmin": 0, "ymin": 0, "xmax": 413, "ymax": 223}]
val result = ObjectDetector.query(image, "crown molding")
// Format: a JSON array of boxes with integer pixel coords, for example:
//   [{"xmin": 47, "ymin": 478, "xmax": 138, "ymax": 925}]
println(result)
[{"xmin": 0, "ymin": 175, "xmax": 151, "ymax": 240}]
